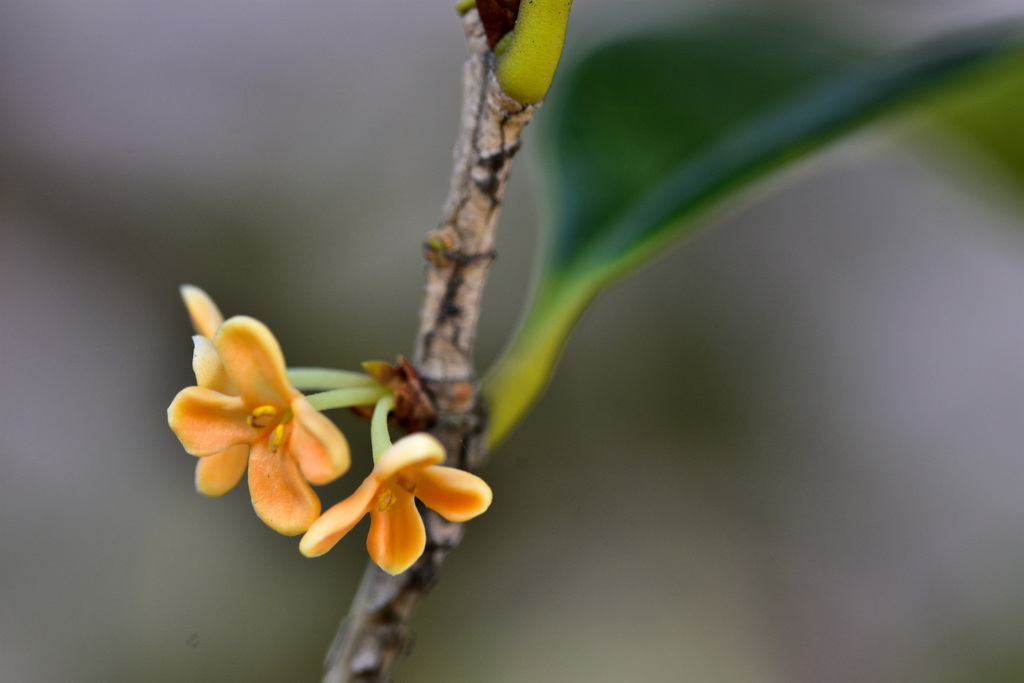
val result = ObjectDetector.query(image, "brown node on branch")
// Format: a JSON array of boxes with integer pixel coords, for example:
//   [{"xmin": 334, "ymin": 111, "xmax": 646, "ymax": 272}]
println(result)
[
  {"xmin": 476, "ymin": 0, "xmax": 520, "ymax": 49},
  {"xmin": 355, "ymin": 357, "xmax": 437, "ymax": 433},
  {"xmin": 423, "ymin": 227, "xmax": 460, "ymax": 268}
]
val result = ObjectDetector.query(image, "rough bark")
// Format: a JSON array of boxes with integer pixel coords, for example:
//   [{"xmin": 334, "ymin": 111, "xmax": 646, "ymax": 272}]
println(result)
[{"xmin": 321, "ymin": 10, "xmax": 537, "ymax": 682}]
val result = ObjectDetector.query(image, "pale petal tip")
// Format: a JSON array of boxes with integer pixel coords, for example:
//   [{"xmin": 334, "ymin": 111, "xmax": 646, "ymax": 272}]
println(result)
[
  {"xmin": 217, "ymin": 315, "xmax": 274, "ymax": 341},
  {"xmin": 256, "ymin": 506, "xmax": 320, "ymax": 537},
  {"xmin": 371, "ymin": 544, "xmax": 423, "ymax": 575},
  {"xmin": 298, "ymin": 539, "xmax": 320, "ymax": 557},
  {"xmin": 180, "ymin": 284, "xmax": 225, "ymax": 339},
  {"xmin": 299, "ymin": 532, "xmax": 332, "ymax": 558},
  {"xmin": 377, "ymin": 560, "xmax": 414, "ymax": 576},
  {"xmin": 374, "ymin": 433, "xmax": 446, "ymax": 480},
  {"xmin": 463, "ymin": 481, "xmax": 494, "ymax": 520},
  {"xmin": 372, "ymin": 533, "xmax": 426, "ymax": 574}
]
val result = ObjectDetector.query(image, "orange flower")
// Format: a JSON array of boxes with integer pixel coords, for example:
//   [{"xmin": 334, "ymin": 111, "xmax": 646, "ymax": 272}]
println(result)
[
  {"xmin": 169, "ymin": 301, "xmax": 350, "ymax": 535},
  {"xmin": 299, "ymin": 433, "xmax": 492, "ymax": 574}
]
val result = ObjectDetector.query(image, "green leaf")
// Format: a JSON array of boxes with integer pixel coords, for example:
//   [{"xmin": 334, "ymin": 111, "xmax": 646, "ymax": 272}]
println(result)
[
  {"xmin": 482, "ymin": 17, "xmax": 1024, "ymax": 448},
  {"xmin": 928, "ymin": 50, "xmax": 1024, "ymax": 187}
]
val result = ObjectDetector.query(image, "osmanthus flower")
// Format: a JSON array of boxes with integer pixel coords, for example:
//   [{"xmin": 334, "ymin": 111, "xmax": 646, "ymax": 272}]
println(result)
[
  {"xmin": 168, "ymin": 311, "xmax": 352, "ymax": 535},
  {"xmin": 299, "ymin": 396, "xmax": 493, "ymax": 574}
]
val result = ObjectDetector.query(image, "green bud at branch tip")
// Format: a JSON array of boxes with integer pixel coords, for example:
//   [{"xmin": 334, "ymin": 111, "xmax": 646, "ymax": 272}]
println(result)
[{"xmin": 496, "ymin": 0, "xmax": 573, "ymax": 104}]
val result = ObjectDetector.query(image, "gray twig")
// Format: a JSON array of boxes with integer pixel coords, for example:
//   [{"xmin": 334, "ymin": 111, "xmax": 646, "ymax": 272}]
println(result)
[{"xmin": 321, "ymin": 10, "xmax": 537, "ymax": 682}]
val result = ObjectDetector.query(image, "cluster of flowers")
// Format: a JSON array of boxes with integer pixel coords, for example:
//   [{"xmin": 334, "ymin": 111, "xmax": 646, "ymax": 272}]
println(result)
[{"xmin": 167, "ymin": 286, "xmax": 492, "ymax": 575}]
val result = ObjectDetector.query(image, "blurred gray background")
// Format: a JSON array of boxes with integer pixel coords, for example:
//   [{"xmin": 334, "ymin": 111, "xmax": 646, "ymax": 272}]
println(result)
[{"xmin": 3, "ymin": 1, "xmax": 1024, "ymax": 681}]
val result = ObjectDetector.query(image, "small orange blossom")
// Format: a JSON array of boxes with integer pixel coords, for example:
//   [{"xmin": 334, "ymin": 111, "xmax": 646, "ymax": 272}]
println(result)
[
  {"xmin": 299, "ymin": 433, "xmax": 492, "ymax": 574},
  {"xmin": 169, "ymin": 306, "xmax": 350, "ymax": 535}
]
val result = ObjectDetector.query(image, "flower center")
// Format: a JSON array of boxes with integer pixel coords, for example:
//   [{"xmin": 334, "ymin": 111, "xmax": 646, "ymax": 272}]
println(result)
[
  {"xmin": 377, "ymin": 488, "xmax": 396, "ymax": 512},
  {"xmin": 246, "ymin": 405, "xmax": 278, "ymax": 429},
  {"xmin": 246, "ymin": 404, "xmax": 293, "ymax": 452}
]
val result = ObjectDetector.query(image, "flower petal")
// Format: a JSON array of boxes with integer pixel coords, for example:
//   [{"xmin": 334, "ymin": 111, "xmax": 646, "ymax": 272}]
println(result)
[
  {"xmin": 195, "ymin": 444, "xmax": 251, "ymax": 497},
  {"xmin": 299, "ymin": 475, "xmax": 380, "ymax": 557},
  {"xmin": 215, "ymin": 316, "xmax": 295, "ymax": 406},
  {"xmin": 181, "ymin": 284, "xmax": 225, "ymax": 339},
  {"xmin": 168, "ymin": 387, "xmax": 251, "ymax": 456},
  {"xmin": 373, "ymin": 433, "xmax": 445, "ymax": 482},
  {"xmin": 248, "ymin": 441, "xmax": 321, "ymax": 535},
  {"xmin": 192, "ymin": 335, "xmax": 237, "ymax": 394},
  {"xmin": 367, "ymin": 487, "xmax": 425, "ymax": 575},
  {"xmin": 195, "ymin": 444, "xmax": 250, "ymax": 497},
  {"xmin": 414, "ymin": 466, "xmax": 493, "ymax": 522},
  {"xmin": 289, "ymin": 396, "xmax": 350, "ymax": 485}
]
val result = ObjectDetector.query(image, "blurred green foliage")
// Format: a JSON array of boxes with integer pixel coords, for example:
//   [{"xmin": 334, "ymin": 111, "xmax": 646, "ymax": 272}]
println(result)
[{"xmin": 484, "ymin": 16, "xmax": 1024, "ymax": 446}]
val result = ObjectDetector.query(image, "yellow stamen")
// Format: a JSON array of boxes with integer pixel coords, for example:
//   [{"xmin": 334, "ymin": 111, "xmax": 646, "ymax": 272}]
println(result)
[
  {"xmin": 246, "ymin": 405, "xmax": 278, "ymax": 429},
  {"xmin": 270, "ymin": 423, "xmax": 286, "ymax": 451},
  {"xmin": 377, "ymin": 489, "xmax": 396, "ymax": 512}
]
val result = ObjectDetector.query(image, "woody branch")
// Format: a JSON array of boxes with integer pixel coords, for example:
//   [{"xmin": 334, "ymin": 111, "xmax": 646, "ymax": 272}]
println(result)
[{"xmin": 321, "ymin": 9, "xmax": 536, "ymax": 682}]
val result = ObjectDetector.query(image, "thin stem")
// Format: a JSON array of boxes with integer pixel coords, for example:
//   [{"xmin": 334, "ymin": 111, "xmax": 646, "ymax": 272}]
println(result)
[
  {"xmin": 370, "ymin": 394, "xmax": 397, "ymax": 462},
  {"xmin": 304, "ymin": 387, "xmax": 391, "ymax": 412},
  {"xmin": 288, "ymin": 367, "xmax": 379, "ymax": 391},
  {"xmin": 321, "ymin": 9, "xmax": 537, "ymax": 682}
]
